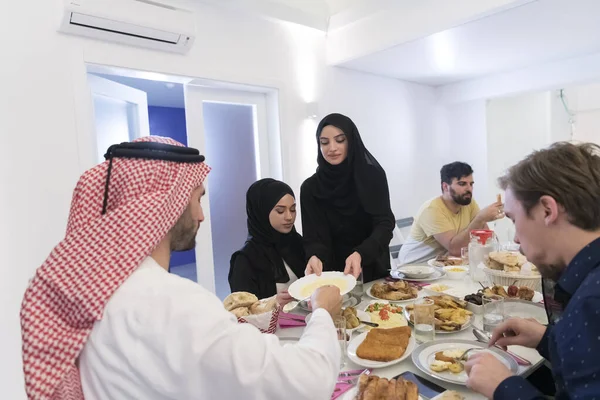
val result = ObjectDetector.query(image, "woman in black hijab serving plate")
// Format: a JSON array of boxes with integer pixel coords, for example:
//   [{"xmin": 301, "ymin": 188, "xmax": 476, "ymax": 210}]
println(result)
[
  {"xmin": 229, "ymin": 179, "xmax": 305, "ymax": 302},
  {"xmin": 301, "ymin": 113, "xmax": 395, "ymax": 283}
]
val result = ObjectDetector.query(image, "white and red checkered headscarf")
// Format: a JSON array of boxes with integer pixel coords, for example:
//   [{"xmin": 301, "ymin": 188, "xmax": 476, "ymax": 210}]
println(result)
[{"xmin": 20, "ymin": 136, "xmax": 211, "ymax": 400}]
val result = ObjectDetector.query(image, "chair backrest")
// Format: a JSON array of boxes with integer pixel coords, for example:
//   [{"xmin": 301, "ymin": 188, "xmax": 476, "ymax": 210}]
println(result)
[{"xmin": 389, "ymin": 217, "xmax": 414, "ymax": 261}]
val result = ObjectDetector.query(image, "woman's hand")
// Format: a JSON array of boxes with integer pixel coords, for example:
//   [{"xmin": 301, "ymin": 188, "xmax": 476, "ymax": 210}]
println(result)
[
  {"xmin": 276, "ymin": 291, "xmax": 294, "ymax": 307},
  {"xmin": 305, "ymin": 255, "xmax": 323, "ymax": 276},
  {"xmin": 344, "ymin": 252, "xmax": 362, "ymax": 278}
]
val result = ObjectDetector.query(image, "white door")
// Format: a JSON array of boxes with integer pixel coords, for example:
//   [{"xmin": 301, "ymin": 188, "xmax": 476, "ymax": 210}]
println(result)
[
  {"xmin": 185, "ymin": 86, "xmax": 277, "ymax": 298},
  {"xmin": 88, "ymin": 74, "xmax": 150, "ymax": 162}
]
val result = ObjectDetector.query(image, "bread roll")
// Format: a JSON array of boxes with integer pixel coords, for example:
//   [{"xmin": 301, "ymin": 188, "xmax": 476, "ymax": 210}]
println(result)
[
  {"xmin": 223, "ymin": 292, "xmax": 258, "ymax": 311},
  {"xmin": 249, "ymin": 296, "xmax": 278, "ymax": 315},
  {"xmin": 231, "ymin": 307, "xmax": 250, "ymax": 318}
]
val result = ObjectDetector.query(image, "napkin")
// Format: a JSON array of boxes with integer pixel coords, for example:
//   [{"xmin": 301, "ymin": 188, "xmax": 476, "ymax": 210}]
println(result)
[{"xmin": 278, "ymin": 312, "xmax": 306, "ymax": 328}]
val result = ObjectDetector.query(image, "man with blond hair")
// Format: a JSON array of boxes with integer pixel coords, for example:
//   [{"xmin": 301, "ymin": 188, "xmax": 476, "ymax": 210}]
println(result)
[{"xmin": 466, "ymin": 142, "xmax": 600, "ymax": 400}]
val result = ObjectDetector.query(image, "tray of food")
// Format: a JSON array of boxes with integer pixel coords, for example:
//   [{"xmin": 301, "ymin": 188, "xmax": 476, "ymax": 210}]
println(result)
[{"xmin": 463, "ymin": 284, "xmax": 542, "ymax": 314}]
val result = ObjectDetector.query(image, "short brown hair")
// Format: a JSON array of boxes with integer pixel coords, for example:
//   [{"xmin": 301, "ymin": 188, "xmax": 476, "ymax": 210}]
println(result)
[{"xmin": 498, "ymin": 142, "xmax": 600, "ymax": 231}]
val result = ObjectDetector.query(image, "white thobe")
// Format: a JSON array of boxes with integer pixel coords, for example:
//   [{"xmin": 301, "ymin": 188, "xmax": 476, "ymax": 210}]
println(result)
[{"xmin": 79, "ymin": 257, "xmax": 340, "ymax": 400}]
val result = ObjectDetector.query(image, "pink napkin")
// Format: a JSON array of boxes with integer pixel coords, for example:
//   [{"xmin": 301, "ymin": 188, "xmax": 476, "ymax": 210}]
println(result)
[
  {"xmin": 331, "ymin": 369, "xmax": 371, "ymax": 399},
  {"xmin": 331, "ymin": 381, "xmax": 354, "ymax": 399},
  {"xmin": 278, "ymin": 312, "xmax": 306, "ymax": 328}
]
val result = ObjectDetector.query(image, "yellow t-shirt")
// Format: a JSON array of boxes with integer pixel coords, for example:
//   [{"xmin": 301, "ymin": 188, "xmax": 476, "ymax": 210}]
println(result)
[{"xmin": 397, "ymin": 197, "xmax": 480, "ymax": 265}]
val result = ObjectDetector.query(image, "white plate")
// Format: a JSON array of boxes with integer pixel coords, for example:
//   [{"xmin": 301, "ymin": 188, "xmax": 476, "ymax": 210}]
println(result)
[
  {"xmin": 391, "ymin": 269, "xmax": 446, "ymax": 282},
  {"xmin": 288, "ymin": 271, "xmax": 356, "ymax": 300},
  {"xmin": 367, "ymin": 286, "xmax": 419, "ymax": 303},
  {"xmin": 411, "ymin": 339, "xmax": 518, "ymax": 385},
  {"xmin": 397, "ymin": 265, "xmax": 436, "ymax": 279},
  {"xmin": 504, "ymin": 300, "xmax": 548, "ymax": 324},
  {"xmin": 297, "ymin": 293, "xmax": 359, "ymax": 312},
  {"xmin": 347, "ymin": 331, "xmax": 416, "ymax": 369},
  {"xmin": 306, "ymin": 309, "xmax": 371, "ymax": 333},
  {"xmin": 404, "ymin": 307, "xmax": 472, "ymax": 334},
  {"xmin": 427, "ymin": 258, "xmax": 464, "ymax": 268}
]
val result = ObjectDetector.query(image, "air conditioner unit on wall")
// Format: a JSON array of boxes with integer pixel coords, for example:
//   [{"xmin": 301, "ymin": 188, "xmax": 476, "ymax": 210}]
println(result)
[{"xmin": 59, "ymin": 0, "xmax": 196, "ymax": 54}]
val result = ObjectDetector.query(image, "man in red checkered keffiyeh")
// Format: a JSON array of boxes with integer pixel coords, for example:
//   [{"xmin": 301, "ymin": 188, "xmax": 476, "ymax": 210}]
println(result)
[
  {"xmin": 20, "ymin": 136, "xmax": 211, "ymax": 399},
  {"xmin": 21, "ymin": 136, "xmax": 342, "ymax": 400}
]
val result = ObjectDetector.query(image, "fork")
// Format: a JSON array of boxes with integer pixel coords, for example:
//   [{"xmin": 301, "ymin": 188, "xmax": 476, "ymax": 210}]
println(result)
[{"xmin": 455, "ymin": 347, "xmax": 480, "ymax": 362}]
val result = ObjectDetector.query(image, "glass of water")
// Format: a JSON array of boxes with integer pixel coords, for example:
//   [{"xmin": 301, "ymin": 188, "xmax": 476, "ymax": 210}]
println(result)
[
  {"xmin": 413, "ymin": 298, "xmax": 436, "ymax": 344},
  {"xmin": 334, "ymin": 316, "xmax": 347, "ymax": 368},
  {"xmin": 482, "ymin": 295, "xmax": 505, "ymax": 333}
]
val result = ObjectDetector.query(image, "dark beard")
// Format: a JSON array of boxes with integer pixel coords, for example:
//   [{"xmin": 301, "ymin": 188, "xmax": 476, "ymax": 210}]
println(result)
[
  {"xmin": 536, "ymin": 264, "xmax": 563, "ymax": 281},
  {"xmin": 170, "ymin": 207, "xmax": 198, "ymax": 252},
  {"xmin": 450, "ymin": 187, "xmax": 472, "ymax": 206}
]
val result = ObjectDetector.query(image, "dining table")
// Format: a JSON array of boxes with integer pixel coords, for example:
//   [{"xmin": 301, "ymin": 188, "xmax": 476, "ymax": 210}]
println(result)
[{"xmin": 276, "ymin": 274, "xmax": 547, "ymax": 400}]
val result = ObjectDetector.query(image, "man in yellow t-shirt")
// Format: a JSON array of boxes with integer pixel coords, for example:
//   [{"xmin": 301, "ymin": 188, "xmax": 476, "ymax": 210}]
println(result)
[{"xmin": 397, "ymin": 162, "xmax": 504, "ymax": 265}]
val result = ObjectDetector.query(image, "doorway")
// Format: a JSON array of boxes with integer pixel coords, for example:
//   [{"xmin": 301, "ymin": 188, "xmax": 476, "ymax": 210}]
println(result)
[{"xmin": 84, "ymin": 66, "xmax": 282, "ymax": 299}]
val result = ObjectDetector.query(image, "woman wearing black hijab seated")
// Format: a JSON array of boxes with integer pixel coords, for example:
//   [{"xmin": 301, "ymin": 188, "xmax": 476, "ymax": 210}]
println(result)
[
  {"xmin": 229, "ymin": 178, "xmax": 305, "ymax": 303},
  {"xmin": 301, "ymin": 113, "xmax": 395, "ymax": 283}
]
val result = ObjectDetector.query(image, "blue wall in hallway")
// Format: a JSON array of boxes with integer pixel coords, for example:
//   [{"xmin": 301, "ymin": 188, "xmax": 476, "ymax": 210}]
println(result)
[{"xmin": 148, "ymin": 106, "xmax": 196, "ymax": 269}]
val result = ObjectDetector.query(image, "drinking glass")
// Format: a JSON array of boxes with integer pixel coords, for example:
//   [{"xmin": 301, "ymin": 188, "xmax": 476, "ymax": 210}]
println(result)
[
  {"xmin": 334, "ymin": 316, "xmax": 347, "ymax": 368},
  {"xmin": 413, "ymin": 298, "xmax": 435, "ymax": 343},
  {"xmin": 482, "ymin": 295, "xmax": 505, "ymax": 333}
]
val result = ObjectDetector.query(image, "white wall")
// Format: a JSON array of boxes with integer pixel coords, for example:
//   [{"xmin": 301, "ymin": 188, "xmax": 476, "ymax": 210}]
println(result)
[
  {"xmin": 0, "ymin": 1, "xmax": 441, "ymax": 397},
  {"xmin": 563, "ymin": 83, "xmax": 600, "ymax": 144}
]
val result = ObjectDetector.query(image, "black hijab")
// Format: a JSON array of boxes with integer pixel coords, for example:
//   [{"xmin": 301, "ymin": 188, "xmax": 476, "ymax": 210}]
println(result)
[
  {"xmin": 231, "ymin": 179, "xmax": 305, "ymax": 283},
  {"xmin": 314, "ymin": 113, "xmax": 391, "ymax": 216}
]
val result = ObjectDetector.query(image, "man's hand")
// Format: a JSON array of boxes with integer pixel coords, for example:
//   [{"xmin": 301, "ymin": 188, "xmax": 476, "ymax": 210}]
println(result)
[
  {"xmin": 311, "ymin": 286, "xmax": 342, "ymax": 318},
  {"xmin": 477, "ymin": 200, "xmax": 504, "ymax": 223},
  {"xmin": 465, "ymin": 352, "xmax": 513, "ymax": 398},
  {"xmin": 275, "ymin": 291, "xmax": 294, "ymax": 307},
  {"xmin": 305, "ymin": 256, "xmax": 323, "ymax": 276},
  {"xmin": 343, "ymin": 252, "xmax": 362, "ymax": 279},
  {"xmin": 490, "ymin": 317, "xmax": 547, "ymax": 350}
]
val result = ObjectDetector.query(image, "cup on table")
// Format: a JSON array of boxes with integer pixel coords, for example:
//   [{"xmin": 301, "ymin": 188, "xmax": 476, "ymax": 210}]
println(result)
[
  {"xmin": 461, "ymin": 247, "xmax": 469, "ymax": 265},
  {"xmin": 334, "ymin": 316, "xmax": 347, "ymax": 368},
  {"xmin": 482, "ymin": 294, "xmax": 505, "ymax": 333},
  {"xmin": 413, "ymin": 298, "xmax": 436, "ymax": 344}
]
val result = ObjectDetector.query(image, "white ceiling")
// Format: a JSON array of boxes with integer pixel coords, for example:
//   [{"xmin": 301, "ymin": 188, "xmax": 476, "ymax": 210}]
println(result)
[
  {"xmin": 339, "ymin": 0, "xmax": 600, "ymax": 86},
  {"xmin": 95, "ymin": 74, "xmax": 185, "ymax": 108}
]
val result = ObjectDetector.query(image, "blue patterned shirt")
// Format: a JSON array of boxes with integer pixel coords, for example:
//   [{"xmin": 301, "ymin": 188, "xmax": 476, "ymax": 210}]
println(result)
[{"xmin": 494, "ymin": 237, "xmax": 600, "ymax": 400}]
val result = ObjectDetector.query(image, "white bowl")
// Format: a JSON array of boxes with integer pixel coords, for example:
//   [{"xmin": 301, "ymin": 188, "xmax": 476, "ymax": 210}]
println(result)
[
  {"xmin": 443, "ymin": 266, "xmax": 469, "ymax": 280},
  {"xmin": 396, "ymin": 265, "xmax": 436, "ymax": 279}
]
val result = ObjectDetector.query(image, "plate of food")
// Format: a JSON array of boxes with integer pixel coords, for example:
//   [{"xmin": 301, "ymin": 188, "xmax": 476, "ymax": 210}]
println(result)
[
  {"xmin": 405, "ymin": 295, "xmax": 473, "ymax": 334},
  {"xmin": 463, "ymin": 285, "xmax": 542, "ymax": 308},
  {"xmin": 288, "ymin": 271, "xmax": 356, "ymax": 301},
  {"xmin": 340, "ymin": 375, "xmax": 422, "ymax": 400},
  {"xmin": 412, "ymin": 339, "xmax": 518, "ymax": 385},
  {"xmin": 428, "ymin": 255, "xmax": 464, "ymax": 268},
  {"xmin": 363, "ymin": 301, "xmax": 408, "ymax": 329},
  {"xmin": 391, "ymin": 268, "xmax": 446, "ymax": 282},
  {"xmin": 306, "ymin": 306, "xmax": 371, "ymax": 332},
  {"xmin": 347, "ymin": 326, "xmax": 416, "ymax": 368},
  {"xmin": 367, "ymin": 280, "xmax": 420, "ymax": 303}
]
